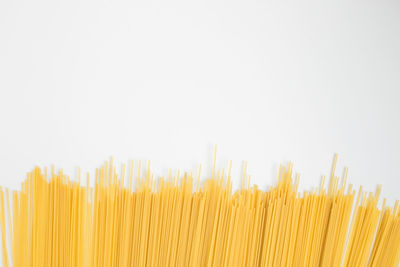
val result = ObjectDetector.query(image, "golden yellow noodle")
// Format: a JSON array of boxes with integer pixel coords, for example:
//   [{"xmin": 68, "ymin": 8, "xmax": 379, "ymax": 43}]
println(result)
[{"xmin": 0, "ymin": 154, "xmax": 399, "ymax": 267}]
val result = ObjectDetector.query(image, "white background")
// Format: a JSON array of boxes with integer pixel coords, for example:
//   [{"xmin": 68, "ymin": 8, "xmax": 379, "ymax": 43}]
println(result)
[{"xmin": 0, "ymin": 0, "xmax": 399, "ymax": 208}]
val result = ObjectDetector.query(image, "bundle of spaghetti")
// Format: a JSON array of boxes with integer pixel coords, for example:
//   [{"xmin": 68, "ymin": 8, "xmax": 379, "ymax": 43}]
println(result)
[
  {"xmin": 342, "ymin": 186, "xmax": 381, "ymax": 267},
  {"xmin": 368, "ymin": 200, "xmax": 400, "ymax": 266},
  {"xmin": 0, "ymin": 157, "xmax": 399, "ymax": 267}
]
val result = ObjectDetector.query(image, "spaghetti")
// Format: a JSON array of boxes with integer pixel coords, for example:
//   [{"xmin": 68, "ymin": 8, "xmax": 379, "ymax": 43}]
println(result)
[{"xmin": 0, "ymin": 156, "xmax": 399, "ymax": 267}]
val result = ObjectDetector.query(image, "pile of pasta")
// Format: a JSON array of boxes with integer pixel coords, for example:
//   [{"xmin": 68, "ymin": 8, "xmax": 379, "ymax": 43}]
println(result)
[{"xmin": 0, "ymin": 157, "xmax": 399, "ymax": 267}]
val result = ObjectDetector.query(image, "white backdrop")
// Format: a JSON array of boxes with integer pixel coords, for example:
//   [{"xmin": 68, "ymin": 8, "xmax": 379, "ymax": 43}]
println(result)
[{"xmin": 0, "ymin": 0, "xmax": 399, "ymax": 209}]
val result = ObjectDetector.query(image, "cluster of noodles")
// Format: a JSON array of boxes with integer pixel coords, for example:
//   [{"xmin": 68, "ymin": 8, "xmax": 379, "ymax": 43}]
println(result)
[{"xmin": 0, "ymin": 157, "xmax": 399, "ymax": 267}]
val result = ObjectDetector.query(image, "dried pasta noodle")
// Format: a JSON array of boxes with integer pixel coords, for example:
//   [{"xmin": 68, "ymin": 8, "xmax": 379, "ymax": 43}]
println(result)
[{"xmin": 0, "ymin": 154, "xmax": 399, "ymax": 267}]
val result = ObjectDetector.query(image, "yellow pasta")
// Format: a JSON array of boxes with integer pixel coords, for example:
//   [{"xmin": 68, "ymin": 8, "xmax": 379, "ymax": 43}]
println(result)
[{"xmin": 0, "ymin": 154, "xmax": 399, "ymax": 267}]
